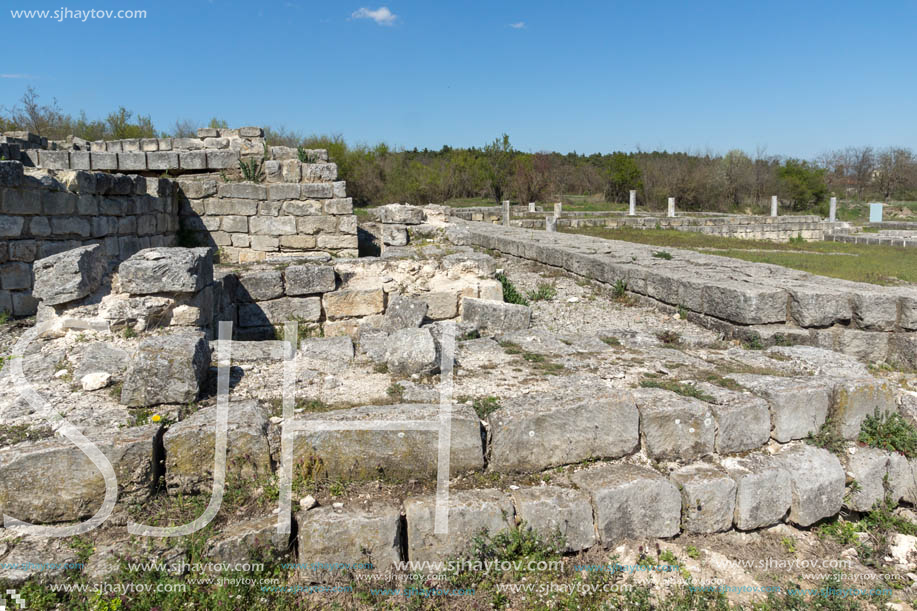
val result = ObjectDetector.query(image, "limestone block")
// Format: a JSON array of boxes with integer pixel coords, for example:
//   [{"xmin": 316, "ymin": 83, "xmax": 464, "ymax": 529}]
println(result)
[
  {"xmin": 147, "ymin": 151, "xmax": 179, "ymax": 170},
  {"xmin": 774, "ymin": 444, "xmax": 845, "ymax": 527},
  {"xmin": 323, "ymin": 289, "xmax": 385, "ymax": 319},
  {"xmin": 635, "ymin": 388, "xmax": 715, "ymax": 461},
  {"xmin": 670, "ymin": 464, "xmax": 737, "ymax": 534},
  {"xmin": 120, "ymin": 331, "xmax": 211, "ymax": 407},
  {"xmin": 179, "ymin": 151, "xmax": 206, "ymax": 170},
  {"xmin": 301, "ymin": 183, "xmax": 333, "ymax": 199},
  {"xmin": 117, "ymin": 247, "xmax": 213, "ymax": 295},
  {"xmin": 302, "ymin": 163, "xmax": 338, "ymax": 182},
  {"xmin": 844, "ymin": 447, "xmax": 888, "ymax": 511},
  {"xmin": 238, "ymin": 297, "xmax": 321, "ymax": 327},
  {"xmin": 384, "ymin": 327, "xmax": 439, "ymax": 375},
  {"xmin": 693, "ymin": 382, "xmax": 770, "ymax": 454},
  {"xmin": 297, "ymin": 505, "xmax": 402, "ymax": 574},
  {"xmin": 830, "ymin": 377, "xmax": 896, "ymax": 439},
  {"xmin": 117, "ymin": 152, "xmax": 147, "ymax": 171},
  {"xmin": 512, "ymin": 486, "xmax": 596, "ymax": 552},
  {"xmin": 570, "ymin": 464, "xmax": 681, "ymax": 544},
  {"xmin": 726, "ymin": 374, "xmax": 830, "ymax": 442},
  {"xmin": 237, "ymin": 270, "xmax": 284, "ymax": 301},
  {"xmin": 721, "ymin": 454, "xmax": 791, "ymax": 530},
  {"xmin": 249, "ymin": 216, "xmax": 296, "ymax": 235},
  {"xmin": 267, "ymin": 183, "xmax": 301, "ymax": 200},
  {"xmin": 405, "ymin": 490, "xmax": 513, "ymax": 562},
  {"xmin": 31, "ymin": 244, "xmax": 105, "ymax": 305},
  {"xmin": 206, "ymin": 150, "xmax": 239, "ymax": 169},
  {"xmin": 460, "ymin": 297, "xmax": 530, "ymax": 333},
  {"xmin": 38, "ymin": 150, "xmax": 70, "ymax": 169}
]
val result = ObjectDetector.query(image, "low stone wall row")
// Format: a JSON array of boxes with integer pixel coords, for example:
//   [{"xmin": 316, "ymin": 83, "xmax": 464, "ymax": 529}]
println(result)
[
  {"xmin": 451, "ymin": 207, "xmax": 838, "ymax": 242},
  {"xmin": 826, "ymin": 231, "xmax": 917, "ymax": 248},
  {"xmin": 0, "ymin": 161, "xmax": 177, "ymax": 315},
  {"xmin": 451, "ymin": 221, "xmax": 917, "ymax": 366}
]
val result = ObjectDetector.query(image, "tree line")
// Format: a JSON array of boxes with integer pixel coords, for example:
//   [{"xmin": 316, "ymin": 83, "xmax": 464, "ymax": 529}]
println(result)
[{"xmin": 3, "ymin": 87, "xmax": 916, "ymax": 212}]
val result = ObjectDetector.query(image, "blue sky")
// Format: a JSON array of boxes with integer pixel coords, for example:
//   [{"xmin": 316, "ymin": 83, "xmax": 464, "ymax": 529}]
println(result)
[{"xmin": 2, "ymin": 1, "xmax": 916, "ymax": 157}]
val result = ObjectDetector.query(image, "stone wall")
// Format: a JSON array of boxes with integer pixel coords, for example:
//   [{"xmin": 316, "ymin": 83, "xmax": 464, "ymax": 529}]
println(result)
[
  {"xmin": 451, "ymin": 220, "xmax": 917, "ymax": 367},
  {"xmin": 0, "ymin": 160, "xmax": 177, "ymax": 316}
]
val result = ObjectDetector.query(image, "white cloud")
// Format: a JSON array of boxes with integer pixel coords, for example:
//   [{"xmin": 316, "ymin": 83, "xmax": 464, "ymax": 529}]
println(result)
[
  {"xmin": 0, "ymin": 74, "xmax": 36, "ymax": 79},
  {"xmin": 509, "ymin": 21, "xmax": 525, "ymax": 29},
  {"xmin": 351, "ymin": 6, "xmax": 397, "ymax": 26}
]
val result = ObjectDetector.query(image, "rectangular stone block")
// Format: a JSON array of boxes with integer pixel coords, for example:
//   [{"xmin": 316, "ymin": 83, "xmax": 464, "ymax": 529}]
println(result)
[
  {"xmin": 267, "ymin": 183, "xmax": 301, "ymax": 200},
  {"xmin": 570, "ymin": 464, "xmax": 681, "ymax": 544},
  {"xmin": 117, "ymin": 152, "xmax": 147, "ymax": 171},
  {"xmin": 42, "ymin": 190, "xmax": 76, "ymax": 215},
  {"xmin": 173, "ymin": 138, "xmax": 203, "ymax": 150},
  {"xmin": 179, "ymin": 151, "xmax": 206, "ymax": 170},
  {"xmin": 297, "ymin": 505, "xmax": 402, "ymax": 575},
  {"xmin": 512, "ymin": 487, "xmax": 596, "ymax": 552},
  {"xmin": 316, "ymin": 234, "xmax": 358, "ymax": 249},
  {"xmin": 727, "ymin": 375, "xmax": 830, "ymax": 442},
  {"xmin": 250, "ymin": 235, "xmax": 279, "ymax": 251},
  {"xmin": 121, "ymin": 139, "xmax": 140, "ymax": 152},
  {"xmin": 301, "ymin": 183, "xmax": 333, "ymax": 199},
  {"xmin": 323, "ymin": 289, "xmax": 385, "ymax": 319},
  {"xmin": 249, "ymin": 216, "xmax": 296, "ymax": 235},
  {"xmin": 105, "ymin": 140, "xmax": 123, "ymax": 152},
  {"xmin": 634, "ymin": 388, "xmax": 715, "ymax": 461},
  {"xmin": 38, "ymin": 150, "xmax": 70, "ymax": 169},
  {"xmin": 670, "ymin": 464, "xmax": 737, "ymax": 534},
  {"xmin": 297, "ymin": 215, "xmax": 338, "ymax": 234},
  {"xmin": 302, "ymin": 163, "xmax": 338, "ymax": 182},
  {"xmin": 205, "ymin": 197, "xmax": 258, "ymax": 216},
  {"xmin": 284, "ymin": 265, "xmax": 336, "ymax": 295},
  {"xmin": 0, "ymin": 215, "xmax": 25, "ymax": 238},
  {"xmin": 830, "ymin": 377, "xmax": 896, "ymax": 439},
  {"xmin": 774, "ymin": 445, "xmax": 844, "ymax": 527},
  {"xmin": 90, "ymin": 152, "xmax": 118, "ymax": 170},
  {"xmin": 70, "ymin": 151, "xmax": 91, "ymax": 170},
  {"xmin": 279, "ymin": 235, "xmax": 316, "ymax": 249},
  {"xmin": 238, "ymin": 296, "xmax": 321, "ymax": 326},
  {"xmin": 694, "ymin": 383, "xmax": 770, "ymax": 454},
  {"xmin": 147, "ymin": 151, "xmax": 179, "ymax": 170},
  {"xmin": 202, "ymin": 137, "xmax": 229, "ymax": 149},
  {"xmin": 721, "ymin": 454, "xmax": 791, "ymax": 530},
  {"xmin": 207, "ymin": 150, "xmax": 239, "ymax": 169},
  {"xmin": 323, "ymin": 197, "xmax": 353, "ymax": 215},
  {"xmin": 140, "ymin": 138, "xmax": 159, "ymax": 152}
]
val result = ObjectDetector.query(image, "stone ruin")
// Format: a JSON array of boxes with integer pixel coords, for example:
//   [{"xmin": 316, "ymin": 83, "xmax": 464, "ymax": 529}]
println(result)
[{"xmin": 1, "ymin": 128, "xmax": 917, "ymax": 602}]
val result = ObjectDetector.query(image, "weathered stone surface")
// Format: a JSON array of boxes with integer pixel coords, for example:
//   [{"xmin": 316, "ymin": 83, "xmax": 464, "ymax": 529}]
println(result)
[
  {"xmin": 284, "ymin": 265, "xmax": 336, "ymax": 295},
  {"xmin": 721, "ymin": 454, "xmax": 791, "ymax": 530},
  {"xmin": 164, "ymin": 400, "xmax": 271, "ymax": 494},
  {"xmin": 206, "ymin": 514, "xmax": 289, "ymax": 564},
  {"xmin": 405, "ymin": 490, "xmax": 514, "ymax": 562},
  {"xmin": 488, "ymin": 381, "xmax": 639, "ymax": 472},
  {"xmin": 384, "ymin": 294, "xmax": 428, "ymax": 330},
  {"xmin": 570, "ymin": 463, "xmax": 681, "ymax": 544},
  {"xmin": 726, "ymin": 375, "xmax": 830, "ymax": 442},
  {"xmin": 423, "ymin": 291, "xmax": 459, "ymax": 320},
  {"xmin": 382, "ymin": 224, "xmax": 408, "ymax": 246},
  {"xmin": 887, "ymin": 453, "xmax": 917, "ymax": 505},
  {"xmin": 670, "ymin": 463, "xmax": 737, "ymax": 534},
  {"xmin": 120, "ymin": 331, "xmax": 211, "ymax": 407},
  {"xmin": 297, "ymin": 505, "xmax": 402, "ymax": 574},
  {"xmin": 384, "ymin": 327, "xmax": 439, "ymax": 375},
  {"xmin": 323, "ymin": 289, "xmax": 385, "ymax": 319},
  {"xmin": 693, "ymin": 383, "xmax": 770, "ymax": 454},
  {"xmin": 511, "ymin": 486, "xmax": 596, "ymax": 552},
  {"xmin": 844, "ymin": 447, "xmax": 888, "ymax": 511},
  {"xmin": 0, "ymin": 425, "xmax": 160, "ymax": 524},
  {"xmin": 634, "ymin": 388, "xmax": 715, "ymax": 461},
  {"xmin": 379, "ymin": 204, "xmax": 425, "ymax": 225},
  {"xmin": 299, "ymin": 336, "xmax": 354, "ymax": 362},
  {"xmin": 31, "ymin": 244, "xmax": 106, "ymax": 305},
  {"xmin": 288, "ymin": 403, "xmax": 484, "ymax": 481},
  {"xmin": 74, "ymin": 342, "xmax": 130, "ymax": 380},
  {"xmin": 830, "ymin": 377, "xmax": 896, "ymax": 440},
  {"xmin": 237, "ymin": 270, "xmax": 284, "ymax": 301},
  {"xmin": 209, "ymin": 339, "xmax": 293, "ymax": 361},
  {"xmin": 356, "ymin": 327, "xmax": 390, "ymax": 362},
  {"xmin": 118, "ymin": 247, "xmax": 213, "ymax": 295},
  {"xmin": 98, "ymin": 294, "xmax": 175, "ymax": 331},
  {"xmin": 774, "ymin": 445, "xmax": 845, "ymax": 527},
  {"xmin": 461, "ymin": 297, "xmax": 531, "ymax": 333},
  {"xmin": 80, "ymin": 371, "xmax": 111, "ymax": 391},
  {"xmin": 786, "ymin": 285, "xmax": 852, "ymax": 327},
  {"xmin": 238, "ymin": 297, "xmax": 322, "ymax": 327}
]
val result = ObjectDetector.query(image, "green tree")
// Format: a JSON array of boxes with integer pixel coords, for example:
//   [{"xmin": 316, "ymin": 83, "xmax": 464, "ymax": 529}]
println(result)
[
  {"xmin": 105, "ymin": 107, "xmax": 155, "ymax": 139},
  {"xmin": 777, "ymin": 159, "xmax": 827, "ymax": 210},
  {"xmin": 604, "ymin": 152, "xmax": 642, "ymax": 203},
  {"xmin": 482, "ymin": 133, "xmax": 514, "ymax": 203}
]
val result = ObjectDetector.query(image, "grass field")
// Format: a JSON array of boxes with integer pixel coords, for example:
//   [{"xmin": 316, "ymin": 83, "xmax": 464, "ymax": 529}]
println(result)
[{"xmin": 563, "ymin": 227, "xmax": 917, "ymax": 285}]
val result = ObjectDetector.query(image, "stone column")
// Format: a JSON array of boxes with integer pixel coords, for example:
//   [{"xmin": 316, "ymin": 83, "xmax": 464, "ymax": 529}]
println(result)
[
  {"xmin": 829, "ymin": 197, "xmax": 837, "ymax": 222},
  {"xmin": 771, "ymin": 195, "xmax": 778, "ymax": 217},
  {"xmin": 553, "ymin": 202, "xmax": 562, "ymax": 219},
  {"xmin": 502, "ymin": 200, "xmax": 510, "ymax": 226},
  {"xmin": 629, "ymin": 190, "xmax": 636, "ymax": 216},
  {"xmin": 545, "ymin": 215, "xmax": 556, "ymax": 232},
  {"xmin": 667, "ymin": 197, "xmax": 675, "ymax": 218},
  {"xmin": 528, "ymin": 202, "xmax": 536, "ymax": 212}
]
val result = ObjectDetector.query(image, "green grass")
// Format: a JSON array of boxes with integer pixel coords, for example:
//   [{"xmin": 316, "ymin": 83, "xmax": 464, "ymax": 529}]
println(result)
[
  {"xmin": 457, "ymin": 396, "xmax": 501, "ymax": 419},
  {"xmin": 639, "ymin": 378, "xmax": 714, "ymax": 402},
  {"xmin": 563, "ymin": 226, "xmax": 917, "ymax": 285},
  {"xmin": 526, "ymin": 282, "xmax": 556, "ymax": 302},
  {"xmin": 496, "ymin": 273, "xmax": 529, "ymax": 305}
]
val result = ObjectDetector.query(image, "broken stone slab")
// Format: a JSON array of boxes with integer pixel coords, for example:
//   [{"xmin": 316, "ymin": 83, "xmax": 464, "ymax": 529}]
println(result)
[
  {"xmin": 720, "ymin": 454, "xmax": 791, "ymax": 530},
  {"xmin": 356, "ymin": 327, "xmax": 390, "ymax": 362},
  {"xmin": 379, "ymin": 203, "xmax": 425, "ymax": 225},
  {"xmin": 829, "ymin": 377, "xmax": 896, "ymax": 440},
  {"xmin": 299, "ymin": 336, "xmax": 354, "ymax": 363},
  {"xmin": 570, "ymin": 463, "xmax": 680, "ymax": 544},
  {"xmin": 0, "ymin": 424, "xmax": 160, "ymax": 524},
  {"xmin": 205, "ymin": 514, "xmax": 290, "ymax": 565},
  {"xmin": 120, "ymin": 331, "xmax": 211, "ymax": 407},
  {"xmin": 164, "ymin": 399, "xmax": 272, "ymax": 494},
  {"xmin": 284, "ymin": 264, "xmax": 336, "ymax": 295},
  {"xmin": 98, "ymin": 294, "xmax": 176, "ymax": 332},
  {"xmin": 692, "ymin": 383, "xmax": 770, "ymax": 454},
  {"xmin": 511, "ymin": 486, "xmax": 596, "ymax": 552},
  {"xmin": 31, "ymin": 244, "xmax": 106, "ymax": 306},
  {"xmin": 74, "ymin": 341, "xmax": 129, "ymax": 380},
  {"xmin": 461, "ymin": 297, "xmax": 531, "ymax": 333},
  {"xmin": 669, "ymin": 463, "xmax": 737, "ymax": 534},
  {"xmin": 382, "ymin": 224, "xmax": 408, "ymax": 246},
  {"xmin": 117, "ymin": 247, "xmax": 213, "ymax": 295},
  {"xmin": 725, "ymin": 375, "xmax": 830, "ymax": 443},
  {"xmin": 288, "ymin": 403, "xmax": 484, "ymax": 481},
  {"xmin": 297, "ymin": 504, "xmax": 402, "ymax": 577},
  {"xmin": 634, "ymin": 388, "xmax": 715, "ymax": 461},
  {"xmin": 384, "ymin": 327, "xmax": 439, "ymax": 375},
  {"xmin": 487, "ymin": 381, "xmax": 639, "ymax": 472},
  {"xmin": 844, "ymin": 447, "xmax": 889, "ymax": 511},
  {"xmin": 887, "ymin": 453, "xmax": 917, "ymax": 506},
  {"xmin": 323, "ymin": 289, "xmax": 385, "ymax": 319},
  {"xmin": 404, "ymin": 489, "xmax": 514, "ymax": 562},
  {"xmin": 774, "ymin": 444, "xmax": 845, "ymax": 527},
  {"xmin": 384, "ymin": 294, "xmax": 428, "ymax": 330}
]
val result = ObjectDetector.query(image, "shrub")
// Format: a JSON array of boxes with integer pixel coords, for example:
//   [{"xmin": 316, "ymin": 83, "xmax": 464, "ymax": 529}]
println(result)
[
  {"xmin": 858, "ymin": 411, "xmax": 917, "ymax": 458},
  {"xmin": 496, "ymin": 273, "xmax": 529, "ymax": 305},
  {"xmin": 239, "ymin": 157, "xmax": 264, "ymax": 183}
]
